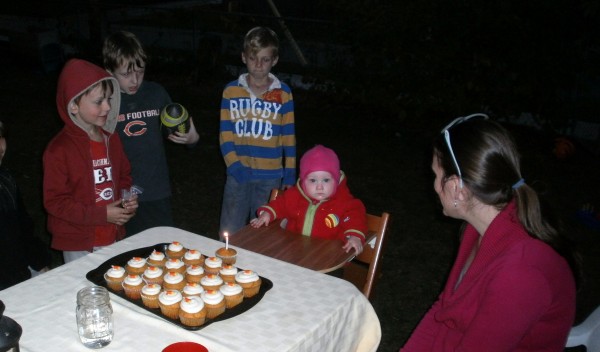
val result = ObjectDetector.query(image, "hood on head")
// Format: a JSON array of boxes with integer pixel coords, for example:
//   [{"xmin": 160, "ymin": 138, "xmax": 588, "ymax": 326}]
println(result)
[
  {"xmin": 56, "ymin": 58, "xmax": 121, "ymax": 134},
  {"xmin": 300, "ymin": 144, "xmax": 341, "ymax": 194}
]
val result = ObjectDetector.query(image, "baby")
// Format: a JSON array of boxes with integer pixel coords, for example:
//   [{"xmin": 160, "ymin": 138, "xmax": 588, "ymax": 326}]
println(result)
[{"xmin": 250, "ymin": 145, "xmax": 367, "ymax": 254}]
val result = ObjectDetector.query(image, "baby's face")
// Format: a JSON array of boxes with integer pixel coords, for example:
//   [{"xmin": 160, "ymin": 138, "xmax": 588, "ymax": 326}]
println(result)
[
  {"xmin": 303, "ymin": 171, "xmax": 335, "ymax": 201},
  {"xmin": 111, "ymin": 61, "xmax": 146, "ymax": 95}
]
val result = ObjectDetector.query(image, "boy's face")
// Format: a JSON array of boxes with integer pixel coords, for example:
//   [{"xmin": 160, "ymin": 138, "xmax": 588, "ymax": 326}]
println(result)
[
  {"xmin": 303, "ymin": 171, "xmax": 336, "ymax": 201},
  {"xmin": 111, "ymin": 61, "xmax": 145, "ymax": 95},
  {"xmin": 71, "ymin": 85, "xmax": 113, "ymax": 129},
  {"xmin": 241, "ymin": 47, "xmax": 278, "ymax": 81}
]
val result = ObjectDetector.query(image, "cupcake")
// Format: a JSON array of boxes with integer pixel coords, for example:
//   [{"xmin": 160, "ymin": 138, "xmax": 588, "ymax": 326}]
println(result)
[
  {"xmin": 141, "ymin": 283, "xmax": 162, "ymax": 308},
  {"xmin": 162, "ymin": 272, "xmax": 186, "ymax": 292},
  {"xmin": 185, "ymin": 265, "xmax": 205, "ymax": 283},
  {"xmin": 142, "ymin": 266, "xmax": 164, "ymax": 286},
  {"xmin": 182, "ymin": 249, "xmax": 204, "ymax": 266},
  {"xmin": 125, "ymin": 257, "xmax": 148, "ymax": 275},
  {"xmin": 164, "ymin": 258, "xmax": 186, "ymax": 274},
  {"xmin": 104, "ymin": 265, "xmax": 126, "ymax": 291},
  {"xmin": 200, "ymin": 290, "xmax": 226, "ymax": 319},
  {"xmin": 146, "ymin": 249, "xmax": 167, "ymax": 268},
  {"xmin": 219, "ymin": 282, "xmax": 244, "ymax": 309},
  {"xmin": 158, "ymin": 290, "xmax": 183, "ymax": 319},
  {"xmin": 203, "ymin": 256, "xmax": 223, "ymax": 275},
  {"xmin": 179, "ymin": 296, "xmax": 207, "ymax": 327},
  {"xmin": 122, "ymin": 274, "xmax": 144, "ymax": 299},
  {"xmin": 215, "ymin": 247, "xmax": 237, "ymax": 265},
  {"xmin": 235, "ymin": 270, "xmax": 262, "ymax": 298},
  {"xmin": 219, "ymin": 264, "xmax": 238, "ymax": 283},
  {"xmin": 166, "ymin": 241, "xmax": 185, "ymax": 259},
  {"xmin": 182, "ymin": 282, "xmax": 205, "ymax": 297},
  {"xmin": 200, "ymin": 274, "xmax": 224, "ymax": 291}
]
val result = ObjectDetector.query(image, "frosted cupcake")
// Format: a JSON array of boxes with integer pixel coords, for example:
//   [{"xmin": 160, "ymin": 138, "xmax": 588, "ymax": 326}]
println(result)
[
  {"xmin": 141, "ymin": 283, "xmax": 162, "ymax": 308},
  {"xmin": 164, "ymin": 258, "xmax": 186, "ymax": 274},
  {"xmin": 146, "ymin": 249, "xmax": 167, "ymax": 268},
  {"xmin": 200, "ymin": 290, "xmax": 226, "ymax": 319},
  {"xmin": 185, "ymin": 265, "xmax": 205, "ymax": 283},
  {"xmin": 125, "ymin": 257, "xmax": 148, "ymax": 275},
  {"xmin": 200, "ymin": 274, "xmax": 224, "ymax": 291},
  {"xmin": 179, "ymin": 296, "xmax": 207, "ymax": 327},
  {"xmin": 122, "ymin": 274, "xmax": 144, "ymax": 299},
  {"xmin": 104, "ymin": 265, "xmax": 126, "ymax": 291},
  {"xmin": 182, "ymin": 282, "xmax": 204, "ymax": 298},
  {"xmin": 219, "ymin": 264, "xmax": 238, "ymax": 283},
  {"xmin": 166, "ymin": 241, "xmax": 186, "ymax": 259},
  {"xmin": 162, "ymin": 272, "xmax": 186, "ymax": 291},
  {"xmin": 142, "ymin": 266, "xmax": 164, "ymax": 286},
  {"xmin": 158, "ymin": 290, "xmax": 182, "ymax": 319},
  {"xmin": 219, "ymin": 282, "xmax": 244, "ymax": 309},
  {"xmin": 203, "ymin": 256, "xmax": 223, "ymax": 275},
  {"xmin": 235, "ymin": 270, "xmax": 262, "ymax": 298},
  {"xmin": 182, "ymin": 249, "xmax": 204, "ymax": 266},
  {"xmin": 215, "ymin": 247, "xmax": 237, "ymax": 265}
]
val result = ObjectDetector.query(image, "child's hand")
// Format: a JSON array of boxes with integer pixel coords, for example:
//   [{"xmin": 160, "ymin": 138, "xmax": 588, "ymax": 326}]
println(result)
[
  {"xmin": 121, "ymin": 192, "xmax": 139, "ymax": 212},
  {"xmin": 250, "ymin": 211, "xmax": 271, "ymax": 228},
  {"xmin": 343, "ymin": 236, "xmax": 363, "ymax": 255},
  {"xmin": 107, "ymin": 199, "xmax": 136, "ymax": 226},
  {"xmin": 168, "ymin": 117, "xmax": 200, "ymax": 145}
]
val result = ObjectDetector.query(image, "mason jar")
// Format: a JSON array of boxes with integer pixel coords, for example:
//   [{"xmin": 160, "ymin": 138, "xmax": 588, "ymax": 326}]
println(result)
[{"xmin": 76, "ymin": 286, "xmax": 113, "ymax": 349}]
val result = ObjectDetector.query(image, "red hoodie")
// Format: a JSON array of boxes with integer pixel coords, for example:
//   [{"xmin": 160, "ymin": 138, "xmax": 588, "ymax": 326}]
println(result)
[
  {"xmin": 257, "ymin": 172, "xmax": 367, "ymax": 244},
  {"xmin": 43, "ymin": 58, "xmax": 131, "ymax": 251}
]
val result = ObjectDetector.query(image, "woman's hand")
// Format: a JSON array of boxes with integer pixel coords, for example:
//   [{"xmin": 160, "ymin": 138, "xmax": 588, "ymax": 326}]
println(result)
[
  {"xmin": 250, "ymin": 211, "xmax": 271, "ymax": 228},
  {"xmin": 343, "ymin": 236, "xmax": 363, "ymax": 255},
  {"xmin": 168, "ymin": 117, "xmax": 200, "ymax": 145}
]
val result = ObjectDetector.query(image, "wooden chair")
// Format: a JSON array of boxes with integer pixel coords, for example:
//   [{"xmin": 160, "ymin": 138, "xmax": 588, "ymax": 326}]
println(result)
[
  {"xmin": 269, "ymin": 188, "xmax": 281, "ymax": 202},
  {"xmin": 343, "ymin": 212, "xmax": 390, "ymax": 301},
  {"xmin": 269, "ymin": 188, "xmax": 391, "ymax": 300}
]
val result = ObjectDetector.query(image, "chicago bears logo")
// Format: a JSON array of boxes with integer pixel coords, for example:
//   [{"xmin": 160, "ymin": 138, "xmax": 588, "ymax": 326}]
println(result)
[{"xmin": 124, "ymin": 120, "xmax": 148, "ymax": 136}]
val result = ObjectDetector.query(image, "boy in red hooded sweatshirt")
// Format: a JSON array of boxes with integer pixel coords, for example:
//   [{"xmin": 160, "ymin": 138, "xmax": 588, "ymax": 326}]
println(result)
[
  {"xmin": 43, "ymin": 58, "xmax": 138, "ymax": 263},
  {"xmin": 250, "ymin": 145, "xmax": 367, "ymax": 254}
]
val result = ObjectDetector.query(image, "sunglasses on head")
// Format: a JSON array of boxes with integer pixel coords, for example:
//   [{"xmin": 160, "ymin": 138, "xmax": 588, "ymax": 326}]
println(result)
[{"xmin": 441, "ymin": 113, "xmax": 489, "ymax": 188}]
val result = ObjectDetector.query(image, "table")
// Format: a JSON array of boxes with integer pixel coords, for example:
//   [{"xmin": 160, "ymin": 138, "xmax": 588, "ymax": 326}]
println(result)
[
  {"xmin": 230, "ymin": 220, "xmax": 359, "ymax": 273},
  {"xmin": 0, "ymin": 227, "xmax": 381, "ymax": 352}
]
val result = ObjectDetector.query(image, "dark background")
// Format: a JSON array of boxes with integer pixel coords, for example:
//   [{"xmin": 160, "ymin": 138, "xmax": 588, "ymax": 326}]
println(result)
[{"xmin": 1, "ymin": 1, "xmax": 600, "ymax": 351}]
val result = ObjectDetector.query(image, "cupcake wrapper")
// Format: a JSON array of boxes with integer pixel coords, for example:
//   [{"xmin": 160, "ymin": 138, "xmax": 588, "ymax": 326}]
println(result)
[
  {"xmin": 141, "ymin": 295, "xmax": 160, "ymax": 309},
  {"xmin": 223, "ymin": 294, "xmax": 244, "ymax": 309},
  {"xmin": 185, "ymin": 275, "xmax": 203, "ymax": 283},
  {"xmin": 205, "ymin": 304, "xmax": 226, "ymax": 319},
  {"xmin": 179, "ymin": 311, "xmax": 207, "ymax": 327},
  {"xmin": 159, "ymin": 305, "xmax": 180, "ymax": 319},
  {"xmin": 123, "ymin": 287, "xmax": 142, "ymax": 300}
]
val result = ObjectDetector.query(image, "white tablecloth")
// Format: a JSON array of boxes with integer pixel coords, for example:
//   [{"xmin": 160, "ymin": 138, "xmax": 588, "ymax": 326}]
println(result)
[{"xmin": 0, "ymin": 227, "xmax": 381, "ymax": 352}]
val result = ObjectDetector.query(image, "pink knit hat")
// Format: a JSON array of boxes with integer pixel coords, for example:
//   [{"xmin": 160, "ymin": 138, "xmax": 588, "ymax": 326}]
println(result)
[{"xmin": 300, "ymin": 145, "xmax": 341, "ymax": 186}]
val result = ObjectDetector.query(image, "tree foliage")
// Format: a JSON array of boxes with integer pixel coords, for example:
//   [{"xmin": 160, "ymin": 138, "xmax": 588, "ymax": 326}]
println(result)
[{"xmin": 316, "ymin": 0, "xmax": 598, "ymax": 124}]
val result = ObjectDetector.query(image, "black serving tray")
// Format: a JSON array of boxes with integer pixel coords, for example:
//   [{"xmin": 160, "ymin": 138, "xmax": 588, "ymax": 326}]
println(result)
[{"xmin": 86, "ymin": 243, "xmax": 273, "ymax": 331}]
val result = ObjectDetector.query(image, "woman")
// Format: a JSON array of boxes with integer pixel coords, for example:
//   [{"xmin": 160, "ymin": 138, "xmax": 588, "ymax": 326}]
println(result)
[{"xmin": 401, "ymin": 114, "xmax": 578, "ymax": 351}]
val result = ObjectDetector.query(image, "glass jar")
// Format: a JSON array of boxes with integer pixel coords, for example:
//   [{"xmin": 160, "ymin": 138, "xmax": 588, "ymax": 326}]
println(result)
[{"xmin": 76, "ymin": 286, "xmax": 113, "ymax": 349}]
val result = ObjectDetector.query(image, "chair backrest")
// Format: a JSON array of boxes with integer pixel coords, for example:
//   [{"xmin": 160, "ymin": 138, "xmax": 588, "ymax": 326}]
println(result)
[
  {"xmin": 269, "ymin": 189, "xmax": 391, "ymax": 300},
  {"xmin": 269, "ymin": 188, "xmax": 281, "ymax": 202},
  {"xmin": 343, "ymin": 212, "xmax": 391, "ymax": 300},
  {"xmin": 566, "ymin": 305, "xmax": 600, "ymax": 350}
]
